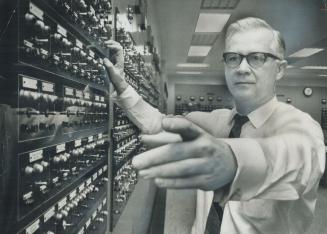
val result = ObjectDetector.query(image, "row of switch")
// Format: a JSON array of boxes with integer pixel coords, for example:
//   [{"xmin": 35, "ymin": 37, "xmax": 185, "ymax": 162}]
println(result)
[
  {"xmin": 113, "ymin": 138, "xmax": 141, "ymax": 166},
  {"xmin": 113, "ymin": 161, "xmax": 137, "ymax": 214},
  {"xmin": 20, "ymin": 136, "xmax": 107, "ymax": 210},
  {"xmin": 48, "ymin": 0, "xmax": 112, "ymax": 46},
  {"xmin": 22, "ymin": 166, "xmax": 108, "ymax": 234},
  {"xmin": 23, "ymin": 6, "xmax": 107, "ymax": 85}
]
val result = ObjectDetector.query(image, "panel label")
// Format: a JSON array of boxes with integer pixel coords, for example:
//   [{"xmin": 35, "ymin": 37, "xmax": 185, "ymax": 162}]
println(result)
[
  {"xmin": 92, "ymin": 210, "xmax": 97, "ymax": 219},
  {"xmin": 44, "ymin": 206, "xmax": 55, "ymax": 222},
  {"xmin": 25, "ymin": 219, "xmax": 40, "ymax": 234},
  {"xmin": 69, "ymin": 190, "xmax": 77, "ymax": 200},
  {"xmin": 23, "ymin": 191, "xmax": 33, "ymax": 200},
  {"xmin": 79, "ymin": 183, "xmax": 85, "ymax": 191},
  {"xmin": 98, "ymin": 133, "xmax": 103, "ymax": 139},
  {"xmin": 52, "ymin": 177, "xmax": 59, "ymax": 184},
  {"xmin": 22, "ymin": 77, "xmax": 38, "ymax": 90},
  {"xmin": 40, "ymin": 48, "xmax": 48, "ymax": 56},
  {"xmin": 29, "ymin": 150, "xmax": 43, "ymax": 163},
  {"xmin": 88, "ymin": 136, "xmax": 93, "ymax": 142},
  {"xmin": 29, "ymin": 3, "xmax": 43, "ymax": 20},
  {"xmin": 76, "ymin": 39, "xmax": 83, "ymax": 49},
  {"xmin": 41, "ymin": 81, "xmax": 54, "ymax": 93},
  {"xmin": 95, "ymin": 95, "xmax": 100, "ymax": 101},
  {"xmin": 89, "ymin": 50, "xmax": 95, "ymax": 58},
  {"xmin": 85, "ymin": 218, "xmax": 91, "ymax": 228},
  {"xmin": 93, "ymin": 172, "xmax": 98, "ymax": 180},
  {"xmin": 76, "ymin": 90, "xmax": 83, "ymax": 98},
  {"xmin": 75, "ymin": 139, "xmax": 82, "ymax": 147},
  {"xmin": 103, "ymin": 165, "xmax": 108, "ymax": 172},
  {"xmin": 56, "ymin": 144, "xmax": 65, "ymax": 153},
  {"xmin": 86, "ymin": 178, "xmax": 92, "ymax": 186},
  {"xmin": 58, "ymin": 197, "xmax": 67, "ymax": 209},
  {"xmin": 65, "ymin": 87, "xmax": 74, "ymax": 96},
  {"xmin": 57, "ymin": 24, "xmax": 67, "ymax": 37},
  {"xmin": 84, "ymin": 92, "xmax": 90, "ymax": 100},
  {"xmin": 24, "ymin": 40, "xmax": 34, "ymax": 48}
]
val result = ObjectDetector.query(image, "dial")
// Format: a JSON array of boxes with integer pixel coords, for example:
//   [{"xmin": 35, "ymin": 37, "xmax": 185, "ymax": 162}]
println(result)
[{"xmin": 303, "ymin": 87, "xmax": 313, "ymax": 97}]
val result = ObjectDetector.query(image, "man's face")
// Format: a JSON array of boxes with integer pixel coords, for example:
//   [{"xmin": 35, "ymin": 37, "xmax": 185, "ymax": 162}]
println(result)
[{"xmin": 224, "ymin": 28, "xmax": 284, "ymax": 105}]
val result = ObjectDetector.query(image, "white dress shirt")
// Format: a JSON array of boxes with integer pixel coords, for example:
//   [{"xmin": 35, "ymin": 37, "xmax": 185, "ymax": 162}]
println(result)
[{"xmin": 112, "ymin": 86, "xmax": 325, "ymax": 234}]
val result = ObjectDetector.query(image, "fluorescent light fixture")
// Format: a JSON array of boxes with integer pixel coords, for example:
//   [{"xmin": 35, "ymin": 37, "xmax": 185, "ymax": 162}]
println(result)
[
  {"xmin": 188, "ymin": 46, "xmax": 211, "ymax": 56},
  {"xmin": 176, "ymin": 71, "xmax": 203, "ymax": 75},
  {"xmin": 286, "ymin": 65, "xmax": 295, "ymax": 68},
  {"xmin": 289, "ymin": 48, "xmax": 324, "ymax": 58},
  {"xmin": 318, "ymin": 74, "xmax": 327, "ymax": 77},
  {"xmin": 177, "ymin": 63, "xmax": 209, "ymax": 68},
  {"xmin": 195, "ymin": 13, "xmax": 231, "ymax": 33},
  {"xmin": 301, "ymin": 66, "xmax": 327, "ymax": 70}
]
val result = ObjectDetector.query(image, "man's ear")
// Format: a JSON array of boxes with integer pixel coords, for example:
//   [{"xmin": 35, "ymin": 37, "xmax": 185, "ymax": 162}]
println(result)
[{"xmin": 276, "ymin": 60, "xmax": 288, "ymax": 81}]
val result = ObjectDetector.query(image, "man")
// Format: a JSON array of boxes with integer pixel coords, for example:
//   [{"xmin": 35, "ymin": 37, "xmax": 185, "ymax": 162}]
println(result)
[{"xmin": 104, "ymin": 17, "xmax": 325, "ymax": 234}]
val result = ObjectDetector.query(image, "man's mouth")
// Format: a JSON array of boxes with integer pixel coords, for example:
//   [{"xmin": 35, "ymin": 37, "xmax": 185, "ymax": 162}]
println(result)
[{"xmin": 234, "ymin": 82, "xmax": 255, "ymax": 85}]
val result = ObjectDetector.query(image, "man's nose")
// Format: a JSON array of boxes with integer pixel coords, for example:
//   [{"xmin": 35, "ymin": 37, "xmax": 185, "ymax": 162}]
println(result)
[{"xmin": 236, "ymin": 57, "xmax": 251, "ymax": 74}]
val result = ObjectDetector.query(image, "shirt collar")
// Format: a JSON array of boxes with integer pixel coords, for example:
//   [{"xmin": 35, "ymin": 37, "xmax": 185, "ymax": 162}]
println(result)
[{"xmin": 229, "ymin": 96, "xmax": 278, "ymax": 128}]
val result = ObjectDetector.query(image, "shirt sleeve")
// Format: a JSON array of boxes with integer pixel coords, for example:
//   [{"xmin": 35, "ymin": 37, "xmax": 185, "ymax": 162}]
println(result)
[
  {"xmin": 111, "ymin": 85, "xmax": 165, "ymax": 134},
  {"xmin": 217, "ymin": 116, "xmax": 325, "ymax": 203}
]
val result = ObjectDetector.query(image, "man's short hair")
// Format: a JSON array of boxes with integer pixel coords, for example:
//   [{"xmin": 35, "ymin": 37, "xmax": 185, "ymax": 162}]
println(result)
[{"xmin": 225, "ymin": 17, "xmax": 286, "ymax": 59}]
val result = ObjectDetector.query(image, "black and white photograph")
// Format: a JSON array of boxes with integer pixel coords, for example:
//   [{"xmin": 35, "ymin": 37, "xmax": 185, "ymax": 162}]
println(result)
[{"xmin": 0, "ymin": 0, "xmax": 327, "ymax": 233}]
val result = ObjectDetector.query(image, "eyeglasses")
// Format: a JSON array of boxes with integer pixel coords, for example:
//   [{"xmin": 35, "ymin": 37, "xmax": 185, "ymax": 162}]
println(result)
[{"xmin": 223, "ymin": 52, "xmax": 281, "ymax": 68}]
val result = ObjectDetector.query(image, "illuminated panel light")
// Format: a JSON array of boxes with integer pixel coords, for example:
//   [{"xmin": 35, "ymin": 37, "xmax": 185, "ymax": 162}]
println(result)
[
  {"xmin": 289, "ymin": 48, "xmax": 324, "ymax": 58},
  {"xmin": 188, "ymin": 46, "xmax": 211, "ymax": 57},
  {"xmin": 177, "ymin": 63, "xmax": 209, "ymax": 68},
  {"xmin": 195, "ymin": 13, "xmax": 231, "ymax": 33},
  {"xmin": 176, "ymin": 71, "xmax": 203, "ymax": 75},
  {"xmin": 301, "ymin": 66, "xmax": 327, "ymax": 70}
]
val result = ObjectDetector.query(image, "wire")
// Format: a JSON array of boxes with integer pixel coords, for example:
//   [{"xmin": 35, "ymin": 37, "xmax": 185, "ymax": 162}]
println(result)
[{"xmin": 0, "ymin": 6, "xmax": 17, "ymax": 43}]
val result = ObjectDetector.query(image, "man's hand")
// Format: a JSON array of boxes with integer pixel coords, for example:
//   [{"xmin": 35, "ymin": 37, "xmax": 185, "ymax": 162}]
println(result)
[
  {"xmin": 132, "ymin": 117, "xmax": 238, "ymax": 191},
  {"xmin": 103, "ymin": 40, "xmax": 128, "ymax": 94}
]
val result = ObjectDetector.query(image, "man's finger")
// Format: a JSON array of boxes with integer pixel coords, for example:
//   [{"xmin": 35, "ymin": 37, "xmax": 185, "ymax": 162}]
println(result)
[
  {"xmin": 140, "ymin": 132, "xmax": 182, "ymax": 149},
  {"xmin": 104, "ymin": 40, "xmax": 123, "ymax": 49},
  {"xmin": 138, "ymin": 158, "xmax": 210, "ymax": 178},
  {"xmin": 154, "ymin": 176, "xmax": 208, "ymax": 190},
  {"xmin": 162, "ymin": 117, "xmax": 205, "ymax": 141},
  {"xmin": 132, "ymin": 141, "xmax": 200, "ymax": 170}
]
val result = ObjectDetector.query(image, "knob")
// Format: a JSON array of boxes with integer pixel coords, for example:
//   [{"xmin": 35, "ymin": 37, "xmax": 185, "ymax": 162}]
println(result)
[
  {"xmin": 24, "ymin": 165, "xmax": 34, "ymax": 175},
  {"xmin": 25, "ymin": 13, "xmax": 35, "ymax": 23},
  {"xmin": 33, "ymin": 163, "xmax": 44, "ymax": 173},
  {"xmin": 41, "ymin": 161, "xmax": 49, "ymax": 168},
  {"xmin": 35, "ymin": 20, "xmax": 45, "ymax": 30},
  {"xmin": 53, "ymin": 156, "xmax": 61, "ymax": 164}
]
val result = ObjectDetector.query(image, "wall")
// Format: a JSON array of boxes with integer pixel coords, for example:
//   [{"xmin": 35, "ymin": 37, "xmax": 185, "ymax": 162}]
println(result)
[{"xmin": 168, "ymin": 75, "xmax": 327, "ymax": 124}]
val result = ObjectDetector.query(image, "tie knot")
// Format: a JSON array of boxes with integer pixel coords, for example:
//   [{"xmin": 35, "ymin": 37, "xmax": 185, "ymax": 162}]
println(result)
[{"xmin": 233, "ymin": 114, "xmax": 249, "ymax": 128}]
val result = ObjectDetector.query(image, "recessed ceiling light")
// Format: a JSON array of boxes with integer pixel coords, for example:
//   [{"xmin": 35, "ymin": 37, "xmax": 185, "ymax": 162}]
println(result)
[
  {"xmin": 301, "ymin": 66, "xmax": 327, "ymax": 70},
  {"xmin": 289, "ymin": 48, "xmax": 324, "ymax": 58},
  {"xmin": 195, "ymin": 13, "xmax": 231, "ymax": 33},
  {"xmin": 188, "ymin": 46, "xmax": 211, "ymax": 57},
  {"xmin": 177, "ymin": 63, "xmax": 210, "ymax": 68},
  {"xmin": 176, "ymin": 71, "xmax": 203, "ymax": 75}
]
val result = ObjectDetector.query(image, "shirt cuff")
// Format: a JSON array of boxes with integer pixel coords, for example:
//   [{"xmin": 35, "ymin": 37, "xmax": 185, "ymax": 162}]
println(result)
[
  {"xmin": 110, "ymin": 85, "xmax": 140, "ymax": 109},
  {"xmin": 218, "ymin": 138, "xmax": 268, "ymax": 203}
]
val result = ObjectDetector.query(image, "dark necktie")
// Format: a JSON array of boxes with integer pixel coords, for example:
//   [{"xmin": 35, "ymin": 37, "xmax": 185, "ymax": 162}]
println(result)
[{"xmin": 204, "ymin": 113, "xmax": 249, "ymax": 234}]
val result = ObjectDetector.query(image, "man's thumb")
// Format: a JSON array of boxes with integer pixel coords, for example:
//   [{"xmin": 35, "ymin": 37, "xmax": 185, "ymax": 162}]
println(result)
[{"xmin": 162, "ymin": 117, "xmax": 203, "ymax": 141}]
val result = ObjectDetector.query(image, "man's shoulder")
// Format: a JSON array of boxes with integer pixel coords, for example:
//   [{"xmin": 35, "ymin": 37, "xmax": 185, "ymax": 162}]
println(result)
[{"xmin": 273, "ymin": 101, "xmax": 320, "ymax": 129}]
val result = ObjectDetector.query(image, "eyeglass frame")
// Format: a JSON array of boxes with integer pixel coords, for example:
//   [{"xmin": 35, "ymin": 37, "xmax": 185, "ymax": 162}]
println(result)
[{"xmin": 222, "ymin": 52, "xmax": 282, "ymax": 68}]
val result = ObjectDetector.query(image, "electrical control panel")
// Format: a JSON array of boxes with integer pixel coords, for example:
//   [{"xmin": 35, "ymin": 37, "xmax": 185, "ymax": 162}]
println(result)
[
  {"xmin": 0, "ymin": 0, "xmax": 161, "ymax": 233},
  {"xmin": 0, "ymin": 0, "xmax": 112, "ymax": 233}
]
